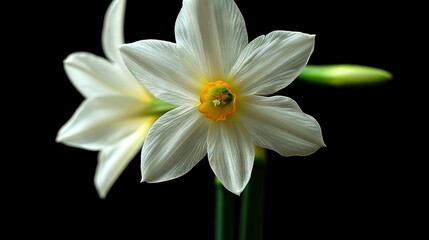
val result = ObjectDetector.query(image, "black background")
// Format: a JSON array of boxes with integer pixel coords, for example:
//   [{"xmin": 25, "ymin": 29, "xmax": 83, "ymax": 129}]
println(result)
[{"xmin": 10, "ymin": 0, "xmax": 421, "ymax": 238}]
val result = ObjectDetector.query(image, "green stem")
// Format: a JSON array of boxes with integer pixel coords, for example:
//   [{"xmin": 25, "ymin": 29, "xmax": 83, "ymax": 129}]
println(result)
[
  {"xmin": 214, "ymin": 178, "xmax": 236, "ymax": 240},
  {"xmin": 239, "ymin": 146, "xmax": 267, "ymax": 240}
]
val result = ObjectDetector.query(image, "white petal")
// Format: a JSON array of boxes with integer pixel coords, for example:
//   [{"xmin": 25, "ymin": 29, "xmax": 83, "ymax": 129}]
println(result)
[
  {"xmin": 239, "ymin": 95, "xmax": 325, "ymax": 156},
  {"xmin": 95, "ymin": 116, "xmax": 157, "ymax": 199},
  {"xmin": 120, "ymin": 40, "xmax": 201, "ymax": 106},
  {"xmin": 56, "ymin": 95, "xmax": 145, "ymax": 150},
  {"xmin": 175, "ymin": 0, "xmax": 248, "ymax": 81},
  {"xmin": 102, "ymin": 0, "xmax": 125, "ymax": 64},
  {"xmin": 141, "ymin": 106, "xmax": 208, "ymax": 182},
  {"xmin": 230, "ymin": 31, "xmax": 315, "ymax": 95},
  {"xmin": 207, "ymin": 119, "xmax": 254, "ymax": 195},
  {"xmin": 64, "ymin": 52, "xmax": 141, "ymax": 98},
  {"xmin": 100, "ymin": 0, "xmax": 151, "ymax": 100}
]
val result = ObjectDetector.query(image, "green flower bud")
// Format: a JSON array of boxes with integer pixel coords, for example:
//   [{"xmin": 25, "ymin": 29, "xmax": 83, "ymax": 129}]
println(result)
[{"xmin": 298, "ymin": 64, "xmax": 393, "ymax": 86}]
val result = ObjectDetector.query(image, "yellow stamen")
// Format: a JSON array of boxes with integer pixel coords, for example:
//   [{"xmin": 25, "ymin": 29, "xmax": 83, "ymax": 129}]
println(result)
[
  {"xmin": 212, "ymin": 99, "xmax": 221, "ymax": 106},
  {"xmin": 212, "ymin": 90, "xmax": 229, "ymax": 105},
  {"xmin": 198, "ymin": 80, "xmax": 236, "ymax": 121}
]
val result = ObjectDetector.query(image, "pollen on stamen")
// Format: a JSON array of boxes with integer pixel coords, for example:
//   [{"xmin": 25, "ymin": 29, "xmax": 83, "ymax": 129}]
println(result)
[
  {"xmin": 212, "ymin": 99, "xmax": 221, "ymax": 106},
  {"xmin": 212, "ymin": 90, "xmax": 229, "ymax": 106}
]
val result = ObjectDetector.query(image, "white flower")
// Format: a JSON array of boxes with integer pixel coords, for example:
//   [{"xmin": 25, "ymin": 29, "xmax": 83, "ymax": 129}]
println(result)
[
  {"xmin": 120, "ymin": 0, "xmax": 325, "ymax": 195},
  {"xmin": 56, "ymin": 0, "xmax": 172, "ymax": 198}
]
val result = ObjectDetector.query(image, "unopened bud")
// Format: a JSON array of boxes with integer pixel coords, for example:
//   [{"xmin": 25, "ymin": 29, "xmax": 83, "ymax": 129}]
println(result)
[{"xmin": 298, "ymin": 64, "xmax": 393, "ymax": 86}]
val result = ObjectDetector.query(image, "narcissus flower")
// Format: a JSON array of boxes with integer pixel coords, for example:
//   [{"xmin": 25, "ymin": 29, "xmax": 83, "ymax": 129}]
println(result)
[
  {"xmin": 56, "ymin": 0, "xmax": 174, "ymax": 198},
  {"xmin": 120, "ymin": 0, "xmax": 325, "ymax": 195}
]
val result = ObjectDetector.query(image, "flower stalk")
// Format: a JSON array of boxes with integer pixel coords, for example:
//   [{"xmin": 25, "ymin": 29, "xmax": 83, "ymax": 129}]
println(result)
[
  {"xmin": 214, "ymin": 178, "xmax": 237, "ymax": 240},
  {"xmin": 239, "ymin": 146, "xmax": 267, "ymax": 240},
  {"xmin": 214, "ymin": 146, "xmax": 267, "ymax": 240}
]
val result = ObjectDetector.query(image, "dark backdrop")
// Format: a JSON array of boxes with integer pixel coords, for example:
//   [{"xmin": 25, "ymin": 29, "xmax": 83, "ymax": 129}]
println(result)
[{"xmin": 12, "ymin": 0, "xmax": 419, "ymax": 238}]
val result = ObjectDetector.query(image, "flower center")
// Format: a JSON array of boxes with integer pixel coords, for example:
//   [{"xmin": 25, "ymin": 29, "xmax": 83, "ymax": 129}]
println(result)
[{"xmin": 198, "ymin": 80, "xmax": 236, "ymax": 121}]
